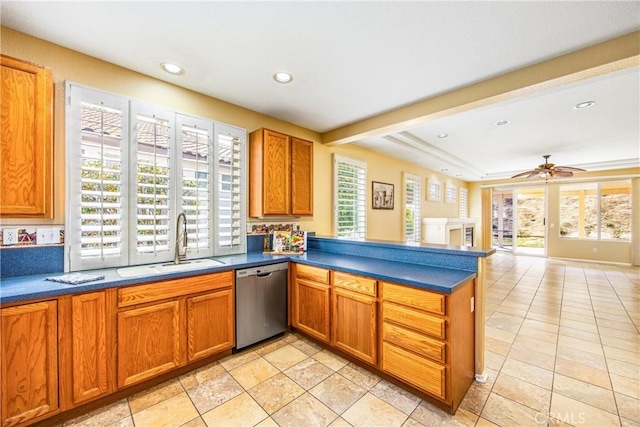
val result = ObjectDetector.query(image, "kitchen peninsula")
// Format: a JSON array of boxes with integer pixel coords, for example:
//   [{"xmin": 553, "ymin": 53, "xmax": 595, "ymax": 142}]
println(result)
[{"xmin": 0, "ymin": 236, "xmax": 493, "ymax": 425}]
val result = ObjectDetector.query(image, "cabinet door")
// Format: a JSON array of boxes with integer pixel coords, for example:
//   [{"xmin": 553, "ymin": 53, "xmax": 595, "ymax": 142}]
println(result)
[
  {"xmin": 292, "ymin": 277, "xmax": 331, "ymax": 343},
  {"xmin": 117, "ymin": 300, "xmax": 182, "ymax": 388},
  {"xmin": 332, "ymin": 287, "xmax": 377, "ymax": 364},
  {"xmin": 291, "ymin": 137, "xmax": 313, "ymax": 216},
  {"xmin": 262, "ymin": 129, "xmax": 290, "ymax": 215},
  {"xmin": 187, "ymin": 288, "xmax": 234, "ymax": 361},
  {"xmin": 68, "ymin": 292, "xmax": 111, "ymax": 405},
  {"xmin": 1, "ymin": 301, "xmax": 58, "ymax": 427},
  {"xmin": 0, "ymin": 55, "xmax": 53, "ymax": 218}
]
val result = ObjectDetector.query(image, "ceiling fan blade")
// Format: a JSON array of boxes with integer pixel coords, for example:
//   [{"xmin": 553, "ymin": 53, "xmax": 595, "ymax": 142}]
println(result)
[
  {"xmin": 555, "ymin": 166, "xmax": 586, "ymax": 172},
  {"xmin": 511, "ymin": 170, "xmax": 536, "ymax": 179},
  {"xmin": 553, "ymin": 171, "xmax": 574, "ymax": 177},
  {"xmin": 526, "ymin": 172, "xmax": 541, "ymax": 179}
]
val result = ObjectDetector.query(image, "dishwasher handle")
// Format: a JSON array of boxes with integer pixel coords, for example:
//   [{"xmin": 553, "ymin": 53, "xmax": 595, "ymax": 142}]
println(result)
[{"xmin": 256, "ymin": 272, "xmax": 273, "ymax": 279}]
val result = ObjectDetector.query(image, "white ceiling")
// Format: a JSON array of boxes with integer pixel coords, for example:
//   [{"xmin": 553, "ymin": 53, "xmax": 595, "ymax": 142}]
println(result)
[{"xmin": 2, "ymin": 1, "xmax": 639, "ymax": 181}]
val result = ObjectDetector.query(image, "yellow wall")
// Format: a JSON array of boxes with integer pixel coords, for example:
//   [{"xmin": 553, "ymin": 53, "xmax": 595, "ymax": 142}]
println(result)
[
  {"xmin": 1, "ymin": 27, "xmax": 466, "ymax": 243},
  {"xmin": 301, "ymin": 143, "xmax": 466, "ymax": 240}
]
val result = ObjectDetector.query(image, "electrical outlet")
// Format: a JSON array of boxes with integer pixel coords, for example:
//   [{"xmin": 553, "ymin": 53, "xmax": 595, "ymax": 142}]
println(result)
[{"xmin": 3, "ymin": 228, "xmax": 18, "ymax": 245}]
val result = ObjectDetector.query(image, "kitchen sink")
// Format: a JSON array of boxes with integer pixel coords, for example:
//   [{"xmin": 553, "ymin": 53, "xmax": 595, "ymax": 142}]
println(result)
[{"xmin": 116, "ymin": 258, "xmax": 225, "ymax": 278}]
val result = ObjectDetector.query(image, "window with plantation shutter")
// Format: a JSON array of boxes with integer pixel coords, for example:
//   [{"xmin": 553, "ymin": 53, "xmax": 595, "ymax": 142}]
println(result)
[
  {"xmin": 66, "ymin": 83, "xmax": 246, "ymax": 271},
  {"xmin": 215, "ymin": 125, "xmax": 246, "ymax": 254},
  {"xmin": 404, "ymin": 173, "xmax": 421, "ymax": 242},
  {"xmin": 130, "ymin": 103, "xmax": 174, "ymax": 264},
  {"xmin": 67, "ymin": 86, "xmax": 129, "ymax": 270},
  {"xmin": 178, "ymin": 115, "xmax": 214, "ymax": 258},
  {"xmin": 334, "ymin": 155, "xmax": 367, "ymax": 238},
  {"xmin": 459, "ymin": 187, "xmax": 469, "ymax": 218}
]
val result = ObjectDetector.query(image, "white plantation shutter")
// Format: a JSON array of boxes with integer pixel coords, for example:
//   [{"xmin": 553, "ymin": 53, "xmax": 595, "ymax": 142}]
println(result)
[
  {"xmin": 459, "ymin": 187, "xmax": 469, "ymax": 218},
  {"xmin": 129, "ymin": 103, "xmax": 175, "ymax": 265},
  {"xmin": 67, "ymin": 85, "xmax": 129, "ymax": 270},
  {"xmin": 404, "ymin": 173, "xmax": 422, "ymax": 242},
  {"xmin": 177, "ymin": 115, "xmax": 214, "ymax": 257},
  {"xmin": 66, "ymin": 83, "xmax": 247, "ymax": 271},
  {"xmin": 334, "ymin": 155, "xmax": 367, "ymax": 238},
  {"xmin": 215, "ymin": 125, "xmax": 246, "ymax": 255}
]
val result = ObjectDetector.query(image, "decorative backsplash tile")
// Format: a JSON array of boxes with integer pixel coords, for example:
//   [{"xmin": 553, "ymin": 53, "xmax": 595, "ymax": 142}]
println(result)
[
  {"xmin": 0, "ymin": 227, "xmax": 65, "ymax": 247},
  {"xmin": 247, "ymin": 221, "xmax": 299, "ymax": 235}
]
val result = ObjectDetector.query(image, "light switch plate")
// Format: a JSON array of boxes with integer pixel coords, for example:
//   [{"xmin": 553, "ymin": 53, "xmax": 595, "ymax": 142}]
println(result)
[
  {"xmin": 37, "ymin": 228, "xmax": 60, "ymax": 245},
  {"xmin": 36, "ymin": 228, "xmax": 48, "ymax": 245},
  {"xmin": 3, "ymin": 228, "xmax": 18, "ymax": 245},
  {"xmin": 49, "ymin": 228, "xmax": 60, "ymax": 244}
]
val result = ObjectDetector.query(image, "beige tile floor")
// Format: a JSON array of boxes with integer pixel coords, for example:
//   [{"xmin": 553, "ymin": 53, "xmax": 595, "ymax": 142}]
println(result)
[{"xmin": 63, "ymin": 253, "xmax": 639, "ymax": 427}]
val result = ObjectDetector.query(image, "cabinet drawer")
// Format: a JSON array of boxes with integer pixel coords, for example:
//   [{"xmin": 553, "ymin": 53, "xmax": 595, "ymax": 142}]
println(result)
[
  {"xmin": 118, "ymin": 271, "xmax": 233, "ymax": 308},
  {"xmin": 382, "ymin": 301, "xmax": 445, "ymax": 339},
  {"xmin": 382, "ymin": 341, "xmax": 445, "ymax": 400},
  {"xmin": 296, "ymin": 264, "xmax": 330, "ymax": 284},
  {"xmin": 333, "ymin": 271, "xmax": 377, "ymax": 296},
  {"xmin": 382, "ymin": 321, "xmax": 445, "ymax": 363},
  {"xmin": 382, "ymin": 282, "xmax": 445, "ymax": 315}
]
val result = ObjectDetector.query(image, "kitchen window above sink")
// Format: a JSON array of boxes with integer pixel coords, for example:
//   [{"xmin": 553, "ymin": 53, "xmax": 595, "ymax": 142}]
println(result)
[{"xmin": 65, "ymin": 83, "xmax": 246, "ymax": 272}]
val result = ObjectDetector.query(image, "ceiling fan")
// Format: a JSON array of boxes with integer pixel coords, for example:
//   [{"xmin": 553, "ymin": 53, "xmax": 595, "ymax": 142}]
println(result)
[{"xmin": 511, "ymin": 155, "xmax": 586, "ymax": 180}]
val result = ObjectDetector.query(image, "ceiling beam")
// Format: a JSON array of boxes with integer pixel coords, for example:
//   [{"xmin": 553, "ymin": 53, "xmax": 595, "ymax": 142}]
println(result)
[{"xmin": 321, "ymin": 31, "xmax": 640, "ymax": 146}]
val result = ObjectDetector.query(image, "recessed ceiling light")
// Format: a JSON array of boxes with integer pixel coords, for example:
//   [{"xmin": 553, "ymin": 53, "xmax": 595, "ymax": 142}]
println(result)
[
  {"xmin": 495, "ymin": 120, "xmax": 510, "ymax": 126},
  {"xmin": 574, "ymin": 101, "xmax": 595, "ymax": 109},
  {"xmin": 273, "ymin": 72, "xmax": 293, "ymax": 84},
  {"xmin": 441, "ymin": 168, "xmax": 448, "ymax": 172},
  {"xmin": 437, "ymin": 133, "xmax": 448, "ymax": 138},
  {"xmin": 161, "ymin": 62, "xmax": 185, "ymax": 75}
]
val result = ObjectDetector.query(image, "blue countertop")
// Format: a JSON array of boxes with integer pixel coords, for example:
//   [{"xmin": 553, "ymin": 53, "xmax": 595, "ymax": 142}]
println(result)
[{"xmin": 0, "ymin": 249, "xmax": 477, "ymax": 304}]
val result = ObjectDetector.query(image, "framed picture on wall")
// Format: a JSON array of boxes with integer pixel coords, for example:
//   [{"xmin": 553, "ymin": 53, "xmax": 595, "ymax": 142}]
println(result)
[
  {"xmin": 427, "ymin": 179, "xmax": 441, "ymax": 201},
  {"xmin": 446, "ymin": 183, "xmax": 457, "ymax": 203},
  {"xmin": 372, "ymin": 181, "xmax": 394, "ymax": 210}
]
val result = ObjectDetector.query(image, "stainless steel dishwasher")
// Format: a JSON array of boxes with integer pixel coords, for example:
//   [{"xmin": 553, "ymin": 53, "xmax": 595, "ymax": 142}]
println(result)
[{"xmin": 235, "ymin": 263, "xmax": 288, "ymax": 350}]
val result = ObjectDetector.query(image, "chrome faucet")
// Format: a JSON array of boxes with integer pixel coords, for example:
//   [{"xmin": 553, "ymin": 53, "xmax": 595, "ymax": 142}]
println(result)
[{"xmin": 174, "ymin": 212, "xmax": 188, "ymax": 264}]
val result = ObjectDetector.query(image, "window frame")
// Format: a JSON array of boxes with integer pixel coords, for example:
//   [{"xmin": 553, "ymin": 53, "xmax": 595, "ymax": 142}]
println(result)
[
  {"xmin": 459, "ymin": 187, "xmax": 469, "ymax": 218},
  {"xmin": 333, "ymin": 154, "xmax": 367, "ymax": 239},
  {"xmin": 65, "ymin": 82, "xmax": 246, "ymax": 272},
  {"xmin": 559, "ymin": 180, "xmax": 631, "ymax": 241},
  {"xmin": 403, "ymin": 172, "xmax": 422, "ymax": 243}
]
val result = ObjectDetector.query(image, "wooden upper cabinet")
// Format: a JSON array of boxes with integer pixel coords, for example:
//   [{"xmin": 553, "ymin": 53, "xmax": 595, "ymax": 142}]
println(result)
[
  {"xmin": 290, "ymin": 137, "xmax": 313, "ymax": 215},
  {"xmin": 249, "ymin": 128, "xmax": 313, "ymax": 217},
  {"xmin": 1, "ymin": 301, "xmax": 59, "ymax": 427},
  {"xmin": 0, "ymin": 55, "xmax": 53, "ymax": 218}
]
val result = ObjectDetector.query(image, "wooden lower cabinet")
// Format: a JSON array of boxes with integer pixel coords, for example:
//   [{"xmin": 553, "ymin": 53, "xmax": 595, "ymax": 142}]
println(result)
[
  {"xmin": 380, "ymin": 279, "xmax": 475, "ymax": 413},
  {"xmin": 58, "ymin": 290, "xmax": 115, "ymax": 409},
  {"xmin": 1, "ymin": 301, "xmax": 59, "ymax": 427},
  {"xmin": 187, "ymin": 288, "xmax": 234, "ymax": 361},
  {"xmin": 332, "ymin": 284, "xmax": 377, "ymax": 365},
  {"xmin": 382, "ymin": 341, "xmax": 445, "ymax": 399},
  {"xmin": 117, "ymin": 271, "xmax": 234, "ymax": 388},
  {"xmin": 291, "ymin": 264, "xmax": 331, "ymax": 343},
  {"xmin": 117, "ymin": 300, "xmax": 183, "ymax": 388}
]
